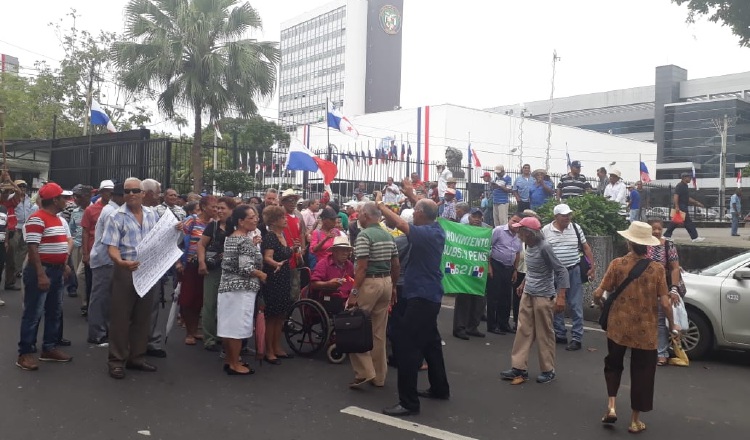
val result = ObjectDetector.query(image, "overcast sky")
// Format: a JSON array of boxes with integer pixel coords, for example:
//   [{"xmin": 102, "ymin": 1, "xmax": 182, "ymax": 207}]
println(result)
[{"xmin": 2, "ymin": 0, "xmax": 748, "ymax": 132}]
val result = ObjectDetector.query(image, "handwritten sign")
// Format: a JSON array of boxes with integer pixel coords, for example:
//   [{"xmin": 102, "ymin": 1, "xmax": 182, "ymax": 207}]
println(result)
[
  {"xmin": 438, "ymin": 218, "xmax": 492, "ymax": 296},
  {"xmin": 133, "ymin": 209, "xmax": 183, "ymax": 297}
]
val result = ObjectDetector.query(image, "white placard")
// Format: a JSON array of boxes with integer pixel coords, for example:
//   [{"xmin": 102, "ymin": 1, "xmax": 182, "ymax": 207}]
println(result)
[{"xmin": 133, "ymin": 208, "xmax": 183, "ymax": 297}]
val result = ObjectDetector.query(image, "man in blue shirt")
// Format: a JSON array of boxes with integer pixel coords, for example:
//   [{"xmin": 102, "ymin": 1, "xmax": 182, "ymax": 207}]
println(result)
[
  {"xmin": 492, "ymin": 165, "xmax": 513, "ymax": 227},
  {"xmin": 529, "ymin": 169, "xmax": 555, "ymax": 210},
  {"xmin": 375, "ymin": 180, "xmax": 450, "ymax": 417},
  {"xmin": 628, "ymin": 181, "xmax": 642, "ymax": 223},
  {"xmin": 730, "ymin": 188, "xmax": 742, "ymax": 236},
  {"xmin": 513, "ymin": 164, "xmax": 533, "ymax": 212}
]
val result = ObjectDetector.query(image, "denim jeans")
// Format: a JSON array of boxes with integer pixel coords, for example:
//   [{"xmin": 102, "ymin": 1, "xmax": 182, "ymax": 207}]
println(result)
[
  {"xmin": 731, "ymin": 212, "xmax": 740, "ymax": 235},
  {"xmin": 657, "ymin": 303, "xmax": 670, "ymax": 358},
  {"xmin": 554, "ymin": 265, "xmax": 584, "ymax": 342},
  {"xmin": 18, "ymin": 265, "xmax": 65, "ymax": 355}
]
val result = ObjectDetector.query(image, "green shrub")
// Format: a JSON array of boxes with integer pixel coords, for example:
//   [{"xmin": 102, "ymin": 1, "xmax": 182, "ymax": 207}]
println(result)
[{"xmin": 534, "ymin": 194, "xmax": 629, "ymax": 238}]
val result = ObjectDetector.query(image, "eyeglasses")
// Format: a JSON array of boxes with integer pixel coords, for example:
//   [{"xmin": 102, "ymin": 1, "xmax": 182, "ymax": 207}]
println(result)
[{"xmin": 123, "ymin": 188, "xmax": 143, "ymax": 194}]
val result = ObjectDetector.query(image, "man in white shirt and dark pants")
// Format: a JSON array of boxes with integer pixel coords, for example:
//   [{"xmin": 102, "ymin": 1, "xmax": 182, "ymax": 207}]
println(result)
[{"xmin": 603, "ymin": 170, "xmax": 628, "ymax": 205}]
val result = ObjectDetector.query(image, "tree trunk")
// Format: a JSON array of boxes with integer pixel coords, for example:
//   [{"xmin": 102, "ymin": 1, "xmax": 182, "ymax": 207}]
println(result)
[{"xmin": 192, "ymin": 109, "xmax": 203, "ymax": 193}]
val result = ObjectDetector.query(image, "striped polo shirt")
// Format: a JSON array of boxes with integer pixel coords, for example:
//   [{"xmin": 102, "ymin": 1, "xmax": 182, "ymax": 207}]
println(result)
[
  {"xmin": 557, "ymin": 174, "xmax": 592, "ymax": 199},
  {"xmin": 0, "ymin": 211, "xmax": 7, "ymax": 242},
  {"xmin": 24, "ymin": 209, "xmax": 70, "ymax": 265},
  {"xmin": 541, "ymin": 221, "xmax": 586, "ymax": 268},
  {"xmin": 355, "ymin": 224, "xmax": 397, "ymax": 275}
]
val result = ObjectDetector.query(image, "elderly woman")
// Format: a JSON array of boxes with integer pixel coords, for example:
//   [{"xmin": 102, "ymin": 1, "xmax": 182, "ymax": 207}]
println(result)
[
  {"xmin": 261, "ymin": 205, "xmax": 296, "ymax": 364},
  {"xmin": 177, "ymin": 195, "xmax": 216, "ymax": 345},
  {"xmin": 501, "ymin": 216, "xmax": 569, "ymax": 385},
  {"xmin": 198, "ymin": 196, "xmax": 237, "ymax": 352},
  {"xmin": 593, "ymin": 221, "xmax": 679, "ymax": 433},
  {"xmin": 646, "ymin": 219, "xmax": 683, "ymax": 366},
  {"xmin": 218, "ymin": 205, "xmax": 266, "ymax": 375},
  {"xmin": 308, "ymin": 207, "xmax": 342, "ymax": 269}
]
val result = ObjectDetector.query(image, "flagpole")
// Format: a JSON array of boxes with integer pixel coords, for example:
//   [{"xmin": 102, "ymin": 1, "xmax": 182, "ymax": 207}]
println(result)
[
  {"xmin": 213, "ymin": 126, "xmax": 218, "ymax": 195},
  {"xmin": 327, "ymin": 98, "xmax": 332, "ymax": 161}
]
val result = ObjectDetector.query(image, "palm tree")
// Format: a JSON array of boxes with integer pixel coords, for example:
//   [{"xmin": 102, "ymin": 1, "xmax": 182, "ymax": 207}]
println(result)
[{"xmin": 114, "ymin": 0, "xmax": 279, "ymax": 192}]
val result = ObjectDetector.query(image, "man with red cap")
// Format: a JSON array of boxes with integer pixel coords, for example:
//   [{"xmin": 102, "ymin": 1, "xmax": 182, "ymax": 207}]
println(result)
[{"xmin": 16, "ymin": 182, "xmax": 73, "ymax": 371}]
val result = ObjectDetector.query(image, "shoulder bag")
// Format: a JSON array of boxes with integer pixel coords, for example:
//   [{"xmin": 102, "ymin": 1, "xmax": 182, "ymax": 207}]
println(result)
[
  {"xmin": 599, "ymin": 258, "xmax": 651, "ymax": 331},
  {"xmin": 333, "ymin": 308, "xmax": 373, "ymax": 353},
  {"xmin": 205, "ymin": 220, "xmax": 223, "ymax": 270},
  {"xmin": 572, "ymin": 222, "xmax": 592, "ymax": 284}
]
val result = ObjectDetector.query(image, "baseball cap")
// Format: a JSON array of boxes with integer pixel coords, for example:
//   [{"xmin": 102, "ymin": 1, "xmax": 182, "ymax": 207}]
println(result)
[
  {"xmin": 72, "ymin": 184, "xmax": 93, "ymax": 195},
  {"xmin": 553, "ymin": 204, "xmax": 573, "ymax": 216},
  {"xmin": 470, "ymin": 207, "xmax": 483, "ymax": 216},
  {"xmin": 511, "ymin": 216, "xmax": 542, "ymax": 231},
  {"xmin": 494, "ymin": 165, "xmax": 505, "ymax": 173},
  {"xmin": 14, "ymin": 179, "xmax": 27, "ymax": 186},
  {"xmin": 99, "ymin": 180, "xmax": 115, "ymax": 190},
  {"xmin": 38, "ymin": 182, "xmax": 64, "ymax": 200},
  {"xmin": 680, "ymin": 172, "xmax": 691, "ymax": 178},
  {"xmin": 343, "ymin": 200, "xmax": 358, "ymax": 208},
  {"xmin": 482, "ymin": 172, "xmax": 491, "ymax": 178},
  {"xmin": 570, "ymin": 160, "xmax": 582, "ymax": 168}
]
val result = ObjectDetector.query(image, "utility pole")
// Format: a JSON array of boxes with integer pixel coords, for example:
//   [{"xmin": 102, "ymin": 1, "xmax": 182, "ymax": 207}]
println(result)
[
  {"xmin": 714, "ymin": 114, "xmax": 734, "ymax": 218},
  {"xmin": 545, "ymin": 50, "xmax": 561, "ymax": 172}
]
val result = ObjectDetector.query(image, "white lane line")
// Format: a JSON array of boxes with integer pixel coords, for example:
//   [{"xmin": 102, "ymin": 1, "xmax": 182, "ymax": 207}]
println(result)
[{"xmin": 341, "ymin": 406, "xmax": 479, "ymax": 440}]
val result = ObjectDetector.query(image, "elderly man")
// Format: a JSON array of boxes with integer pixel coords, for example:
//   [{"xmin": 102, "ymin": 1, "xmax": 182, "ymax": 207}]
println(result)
[
  {"xmin": 596, "ymin": 167, "xmax": 608, "ymax": 196},
  {"xmin": 410, "ymin": 172, "xmax": 426, "ymax": 197},
  {"xmin": 436, "ymin": 162, "xmax": 452, "ymax": 198},
  {"xmin": 102, "ymin": 177, "xmax": 161, "ymax": 379},
  {"xmin": 487, "ymin": 212, "xmax": 523, "ymax": 335},
  {"xmin": 68, "ymin": 184, "xmax": 93, "ymax": 311},
  {"xmin": 513, "ymin": 164, "xmax": 533, "ymax": 212},
  {"xmin": 383, "ymin": 177, "xmax": 401, "ymax": 204},
  {"xmin": 81, "ymin": 180, "xmax": 115, "ymax": 315},
  {"xmin": 453, "ymin": 208, "xmax": 491, "ymax": 340},
  {"xmin": 87, "ymin": 183, "xmax": 125, "ymax": 346},
  {"xmin": 156, "ymin": 188, "xmax": 187, "ymax": 221},
  {"xmin": 352, "ymin": 182, "xmax": 370, "ymax": 202},
  {"xmin": 529, "ymin": 169, "xmax": 555, "ymax": 210},
  {"xmin": 603, "ymin": 170, "xmax": 627, "ymax": 205},
  {"xmin": 1, "ymin": 173, "xmax": 25, "ymax": 291},
  {"xmin": 280, "ymin": 189, "xmax": 307, "ymax": 300},
  {"xmin": 375, "ymin": 180, "xmax": 449, "ymax": 417},
  {"xmin": 491, "ymin": 165, "xmax": 513, "ymax": 226},
  {"xmin": 141, "ymin": 179, "xmax": 161, "ymax": 208},
  {"xmin": 310, "ymin": 235, "xmax": 355, "ymax": 299},
  {"xmin": 15, "ymin": 183, "xmax": 73, "ymax": 371},
  {"xmin": 301, "ymin": 198, "xmax": 321, "ymax": 232},
  {"xmin": 347, "ymin": 201, "xmax": 399, "ymax": 389},
  {"xmin": 440, "ymin": 188, "xmax": 457, "ymax": 220},
  {"xmin": 446, "ymin": 177, "xmax": 463, "ymax": 202},
  {"xmin": 557, "ymin": 160, "xmax": 592, "ymax": 200},
  {"xmin": 456, "ymin": 202, "xmax": 471, "ymax": 224},
  {"xmin": 541, "ymin": 204, "xmax": 595, "ymax": 351}
]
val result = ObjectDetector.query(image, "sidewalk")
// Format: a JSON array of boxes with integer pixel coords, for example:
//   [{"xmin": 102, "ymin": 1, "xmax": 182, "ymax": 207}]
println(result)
[{"xmin": 667, "ymin": 226, "xmax": 750, "ymax": 249}]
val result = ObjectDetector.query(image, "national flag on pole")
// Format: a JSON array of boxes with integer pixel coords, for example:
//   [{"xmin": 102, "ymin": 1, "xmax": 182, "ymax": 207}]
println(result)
[
  {"xmin": 737, "ymin": 169, "xmax": 742, "ymax": 188},
  {"xmin": 214, "ymin": 122, "xmax": 223, "ymax": 140},
  {"xmin": 468, "ymin": 144, "xmax": 481, "ymax": 169},
  {"xmin": 407, "ymin": 143, "xmax": 412, "ymax": 158},
  {"xmin": 326, "ymin": 106, "xmax": 359, "ymax": 138},
  {"xmin": 566, "ymin": 151, "xmax": 571, "ymax": 168},
  {"xmin": 90, "ymin": 100, "xmax": 116, "ymax": 133},
  {"xmin": 692, "ymin": 164, "xmax": 698, "ymax": 190},
  {"xmin": 286, "ymin": 139, "xmax": 338, "ymax": 185},
  {"xmin": 639, "ymin": 162, "xmax": 651, "ymax": 183},
  {"xmin": 400, "ymin": 144, "xmax": 405, "ymax": 160},
  {"xmin": 390, "ymin": 143, "xmax": 398, "ymax": 160},
  {"xmin": 368, "ymin": 148, "xmax": 372, "ymax": 165}
]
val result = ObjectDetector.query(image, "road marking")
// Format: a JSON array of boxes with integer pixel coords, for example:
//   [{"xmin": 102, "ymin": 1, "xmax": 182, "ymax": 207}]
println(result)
[{"xmin": 341, "ymin": 406, "xmax": 479, "ymax": 440}]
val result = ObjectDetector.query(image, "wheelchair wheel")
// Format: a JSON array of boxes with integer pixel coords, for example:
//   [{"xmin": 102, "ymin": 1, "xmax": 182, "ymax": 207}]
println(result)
[
  {"xmin": 326, "ymin": 344, "xmax": 347, "ymax": 364},
  {"xmin": 284, "ymin": 299, "xmax": 330, "ymax": 357}
]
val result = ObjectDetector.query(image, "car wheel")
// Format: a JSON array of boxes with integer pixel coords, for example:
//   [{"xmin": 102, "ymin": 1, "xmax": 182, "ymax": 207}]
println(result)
[{"xmin": 682, "ymin": 309, "xmax": 712, "ymax": 360}]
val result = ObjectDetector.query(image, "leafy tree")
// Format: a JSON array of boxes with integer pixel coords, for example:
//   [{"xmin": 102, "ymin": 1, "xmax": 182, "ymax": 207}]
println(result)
[
  {"xmin": 203, "ymin": 116, "xmax": 289, "ymax": 173},
  {"xmin": 206, "ymin": 169, "xmax": 255, "ymax": 195},
  {"xmin": 671, "ymin": 0, "xmax": 750, "ymax": 47},
  {"xmin": 114, "ymin": 0, "xmax": 280, "ymax": 192}
]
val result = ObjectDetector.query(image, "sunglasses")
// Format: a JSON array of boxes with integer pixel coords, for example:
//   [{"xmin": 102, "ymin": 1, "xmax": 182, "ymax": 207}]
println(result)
[{"xmin": 123, "ymin": 188, "xmax": 143, "ymax": 194}]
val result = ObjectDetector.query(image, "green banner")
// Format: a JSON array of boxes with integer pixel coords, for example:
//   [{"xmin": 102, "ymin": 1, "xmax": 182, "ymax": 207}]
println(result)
[{"xmin": 438, "ymin": 218, "xmax": 492, "ymax": 296}]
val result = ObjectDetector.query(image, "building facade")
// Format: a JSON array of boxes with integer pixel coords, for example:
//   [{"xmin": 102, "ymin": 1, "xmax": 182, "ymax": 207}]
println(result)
[
  {"xmin": 278, "ymin": 0, "xmax": 403, "ymax": 131},
  {"xmin": 1, "ymin": 54, "xmax": 19, "ymax": 74}
]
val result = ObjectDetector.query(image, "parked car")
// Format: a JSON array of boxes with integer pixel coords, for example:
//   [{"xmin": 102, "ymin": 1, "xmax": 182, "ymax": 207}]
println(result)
[
  {"xmin": 681, "ymin": 252, "xmax": 750, "ymax": 358},
  {"xmin": 644, "ymin": 207, "xmax": 670, "ymax": 220},
  {"xmin": 693, "ymin": 207, "xmax": 720, "ymax": 220}
]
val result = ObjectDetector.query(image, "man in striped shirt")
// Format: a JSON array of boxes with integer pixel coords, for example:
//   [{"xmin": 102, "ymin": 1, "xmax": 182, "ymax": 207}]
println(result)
[
  {"xmin": 556, "ymin": 160, "xmax": 592, "ymax": 200},
  {"xmin": 16, "ymin": 183, "xmax": 73, "ymax": 371},
  {"xmin": 541, "ymin": 204, "xmax": 595, "ymax": 352}
]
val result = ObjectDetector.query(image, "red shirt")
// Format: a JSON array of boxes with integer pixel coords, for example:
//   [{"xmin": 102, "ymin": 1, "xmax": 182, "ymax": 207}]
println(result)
[
  {"xmin": 2, "ymin": 196, "xmax": 20, "ymax": 230},
  {"xmin": 24, "ymin": 209, "xmax": 69, "ymax": 265},
  {"xmin": 283, "ymin": 213, "xmax": 302, "ymax": 269},
  {"xmin": 80, "ymin": 200, "xmax": 105, "ymax": 256}
]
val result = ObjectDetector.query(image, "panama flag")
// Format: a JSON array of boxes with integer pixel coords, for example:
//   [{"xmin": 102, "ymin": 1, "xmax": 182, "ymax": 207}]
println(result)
[
  {"xmin": 286, "ymin": 139, "xmax": 338, "ymax": 185},
  {"xmin": 639, "ymin": 162, "xmax": 651, "ymax": 183},
  {"xmin": 691, "ymin": 164, "xmax": 698, "ymax": 190},
  {"xmin": 90, "ymin": 99, "xmax": 116, "ymax": 133},
  {"xmin": 468, "ymin": 144, "xmax": 481, "ymax": 169},
  {"xmin": 327, "ymin": 106, "xmax": 359, "ymax": 139}
]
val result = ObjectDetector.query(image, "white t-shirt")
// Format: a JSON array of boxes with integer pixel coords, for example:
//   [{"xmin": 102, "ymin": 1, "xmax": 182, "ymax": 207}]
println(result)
[{"xmin": 438, "ymin": 168, "xmax": 453, "ymax": 198}]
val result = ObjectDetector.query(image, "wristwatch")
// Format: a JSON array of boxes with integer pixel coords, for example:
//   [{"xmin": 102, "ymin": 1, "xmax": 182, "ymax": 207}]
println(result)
[{"xmin": 351, "ymin": 288, "xmax": 359, "ymax": 297}]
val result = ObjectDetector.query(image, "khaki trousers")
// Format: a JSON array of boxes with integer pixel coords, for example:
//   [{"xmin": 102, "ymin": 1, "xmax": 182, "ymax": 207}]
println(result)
[
  {"xmin": 493, "ymin": 203, "xmax": 509, "ymax": 227},
  {"xmin": 349, "ymin": 276, "xmax": 392, "ymax": 385},
  {"xmin": 108, "ymin": 265, "xmax": 156, "ymax": 368},
  {"xmin": 70, "ymin": 246, "xmax": 87, "ymax": 305},
  {"xmin": 511, "ymin": 293, "xmax": 556, "ymax": 372}
]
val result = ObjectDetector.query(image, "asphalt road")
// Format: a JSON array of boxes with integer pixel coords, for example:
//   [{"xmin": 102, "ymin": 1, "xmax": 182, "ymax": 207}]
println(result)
[{"xmin": 1, "ymin": 290, "xmax": 748, "ymax": 440}]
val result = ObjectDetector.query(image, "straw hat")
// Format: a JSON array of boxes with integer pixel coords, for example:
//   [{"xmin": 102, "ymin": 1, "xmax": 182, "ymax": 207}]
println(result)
[
  {"xmin": 330, "ymin": 235, "xmax": 352, "ymax": 249},
  {"xmin": 617, "ymin": 221, "xmax": 659, "ymax": 246},
  {"xmin": 280, "ymin": 188, "xmax": 299, "ymax": 200}
]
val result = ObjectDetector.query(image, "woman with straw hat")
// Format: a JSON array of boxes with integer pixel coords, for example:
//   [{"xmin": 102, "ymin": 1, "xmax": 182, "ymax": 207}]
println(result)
[{"xmin": 593, "ymin": 221, "xmax": 679, "ymax": 434}]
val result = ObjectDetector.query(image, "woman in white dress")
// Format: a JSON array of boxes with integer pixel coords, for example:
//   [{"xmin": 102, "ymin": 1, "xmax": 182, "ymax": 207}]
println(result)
[{"xmin": 218, "ymin": 205, "xmax": 266, "ymax": 375}]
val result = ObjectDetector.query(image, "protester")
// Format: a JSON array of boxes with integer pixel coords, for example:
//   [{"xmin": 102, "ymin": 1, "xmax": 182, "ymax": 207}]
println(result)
[
  {"xmin": 309, "ymin": 207, "xmax": 342, "ymax": 269},
  {"xmin": 440, "ymin": 188, "xmax": 457, "ymax": 220},
  {"xmin": 663, "ymin": 172, "xmax": 705, "ymax": 242},
  {"xmin": 456, "ymin": 202, "xmax": 471, "ymax": 224},
  {"xmin": 382, "ymin": 177, "xmax": 401, "ymax": 204},
  {"xmin": 529, "ymin": 169, "xmax": 555, "ymax": 210},
  {"xmin": 68, "ymin": 185, "xmax": 93, "ymax": 309},
  {"xmin": 81, "ymin": 180, "xmax": 115, "ymax": 316},
  {"xmin": 410, "ymin": 172, "xmax": 426, "ymax": 197},
  {"xmin": 486, "ymin": 212, "xmax": 522, "ymax": 335},
  {"xmin": 300, "ymin": 198, "xmax": 321, "ymax": 232},
  {"xmin": 542, "ymin": 204, "xmax": 595, "ymax": 351},
  {"xmin": 596, "ymin": 167, "xmax": 608, "ymax": 196},
  {"xmin": 730, "ymin": 188, "xmax": 742, "ymax": 236},
  {"xmin": 256, "ymin": 187, "xmax": 279, "ymax": 237},
  {"xmin": 279, "ymin": 189, "xmax": 306, "ymax": 301},
  {"xmin": 218, "ymin": 204, "xmax": 266, "ymax": 375},
  {"xmin": 453, "ymin": 208, "xmax": 490, "ymax": 339},
  {"xmin": 491, "ymin": 165, "xmax": 513, "ymax": 226},
  {"xmin": 436, "ymin": 162, "xmax": 452, "ymax": 198},
  {"xmin": 16, "ymin": 182, "xmax": 73, "ymax": 371},
  {"xmin": 376, "ymin": 182, "xmax": 449, "ymax": 417},
  {"xmin": 501, "ymin": 216, "xmax": 569, "ymax": 384},
  {"xmin": 557, "ymin": 160, "xmax": 592, "ymax": 200},
  {"xmin": 513, "ymin": 164, "xmax": 533, "ymax": 212},
  {"xmin": 593, "ymin": 221, "xmax": 678, "ymax": 433},
  {"xmin": 0, "ymin": 206, "xmax": 7, "ymax": 307},
  {"xmin": 627, "ymin": 181, "xmax": 643, "ymax": 222},
  {"xmin": 310, "ymin": 235, "xmax": 354, "ymax": 300},
  {"xmin": 156, "ymin": 188, "xmax": 187, "ymax": 221},
  {"xmin": 446, "ymin": 177, "xmax": 463, "ymax": 202},
  {"xmin": 102, "ymin": 177, "xmax": 160, "ymax": 379},
  {"xmin": 603, "ymin": 170, "xmax": 627, "ymax": 205},
  {"xmin": 198, "ymin": 196, "xmax": 236, "ymax": 352},
  {"xmin": 646, "ymin": 219, "xmax": 683, "ymax": 366},
  {"xmin": 1, "ymin": 173, "xmax": 24, "ymax": 291},
  {"xmin": 11, "ymin": 179, "xmax": 34, "ymax": 288},
  {"xmin": 261, "ymin": 205, "xmax": 298, "ymax": 364}
]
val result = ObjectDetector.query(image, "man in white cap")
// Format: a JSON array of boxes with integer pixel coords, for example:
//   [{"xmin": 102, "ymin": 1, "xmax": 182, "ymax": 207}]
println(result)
[
  {"xmin": 603, "ymin": 170, "xmax": 627, "ymax": 205},
  {"xmin": 491, "ymin": 165, "xmax": 513, "ymax": 227},
  {"xmin": 436, "ymin": 162, "xmax": 452, "ymax": 198}
]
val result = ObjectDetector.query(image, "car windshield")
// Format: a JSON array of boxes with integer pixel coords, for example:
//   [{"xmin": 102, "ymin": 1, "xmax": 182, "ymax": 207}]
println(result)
[{"xmin": 699, "ymin": 251, "xmax": 750, "ymax": 276}]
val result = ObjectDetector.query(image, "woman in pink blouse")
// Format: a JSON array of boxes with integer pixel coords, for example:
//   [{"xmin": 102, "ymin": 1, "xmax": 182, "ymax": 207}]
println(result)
[{"xmin": 308, "ymin": 207, "xmax": 342, "ymax": 269}]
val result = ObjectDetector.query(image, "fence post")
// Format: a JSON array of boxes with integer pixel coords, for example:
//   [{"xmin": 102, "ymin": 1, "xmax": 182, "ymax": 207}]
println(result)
[{"xmin": 164, "ymin": 139, "xmax": 172, "ymax": 190}]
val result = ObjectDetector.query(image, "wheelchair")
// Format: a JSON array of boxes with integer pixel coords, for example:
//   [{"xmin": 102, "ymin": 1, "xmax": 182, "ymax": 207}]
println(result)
[{"xmin": 283, "ymin": 268, "xmax": 349, "ymax": 364}]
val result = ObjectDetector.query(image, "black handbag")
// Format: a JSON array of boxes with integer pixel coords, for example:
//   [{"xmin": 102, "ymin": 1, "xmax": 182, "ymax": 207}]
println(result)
[
  {"xmin": 599, "ymin": 259, "xmax": 650, "ymax": 330},
  {"xmin": 205, "ymin": 221, "xmax": 223, "ymax": 270},
  {"xmin": 334, "ymin": 308, "xmax": 373, "ymax": 354},
  {"xmin": 572, "ymin": 222, "xmax": 591, "ymax": 284}
]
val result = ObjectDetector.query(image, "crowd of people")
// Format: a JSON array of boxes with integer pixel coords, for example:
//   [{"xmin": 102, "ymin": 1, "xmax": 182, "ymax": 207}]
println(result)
[{"xmin": 0, "ymin": 159, "xmax": 690, "ymax": 428}]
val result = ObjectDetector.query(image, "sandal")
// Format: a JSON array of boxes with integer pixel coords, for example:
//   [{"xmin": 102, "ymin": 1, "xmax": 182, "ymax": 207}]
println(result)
[
  {"xmin": 601, "ymin": 408, "xmax": 618, "ymax": 424},
  {"xmin": 657, "ymin": 357, "xmax": 668, "ymax": 366},
  {"xmin": 628, "ymin": 421, "xmax": 646, "ymax": 434},
  {"xmin": 185, "ymin": 335, "xmax": 197, "ymax": 345}
]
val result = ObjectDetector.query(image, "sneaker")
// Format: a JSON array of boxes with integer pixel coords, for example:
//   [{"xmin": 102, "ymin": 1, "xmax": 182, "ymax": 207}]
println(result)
[
  {"xmin": 500, "ymin": 368, "xmax": 528, "ymax": 381},
  {"xmin": 0, "ymin": 298, "xmax": 5, "ymax": 306},
  {"xmin": 692, "ymin": 237, "xmax": 706, "ymax": 243},
  {"xmin": 16, "ymin": 354, "xmax": 39, "ymax": 371},
  {"xmin": 87, "ymin": 338, "xmax": 109, "ymax": 348},
  {"xmin": 537, "ymin": 370, "xmax": 556, "ymax": 384},
  {"xmin": 39, "ymin": 349, "xmax": 73, "ymax": 363}
]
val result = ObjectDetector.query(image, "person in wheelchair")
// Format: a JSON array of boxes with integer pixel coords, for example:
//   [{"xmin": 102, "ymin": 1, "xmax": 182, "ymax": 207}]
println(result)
[{"xmin": 310, "ymin": 235, "xmax": 354, "ymax": 314}]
